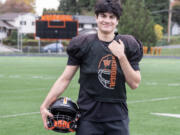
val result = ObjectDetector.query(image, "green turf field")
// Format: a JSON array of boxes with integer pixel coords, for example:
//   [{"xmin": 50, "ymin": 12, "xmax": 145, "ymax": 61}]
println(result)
[{"xmin": 0, "ymin": 56, "xmax": 180, "ymax": 135}]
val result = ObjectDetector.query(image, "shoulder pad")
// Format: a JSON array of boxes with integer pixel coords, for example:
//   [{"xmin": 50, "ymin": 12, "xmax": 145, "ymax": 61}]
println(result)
[
  {"xmin": 115, "ymin": 34, "xmax": 143, "ymax": 63},
  {"xmin": 67, "ymin": 34, "xmax": 96, "ymax": 58}
]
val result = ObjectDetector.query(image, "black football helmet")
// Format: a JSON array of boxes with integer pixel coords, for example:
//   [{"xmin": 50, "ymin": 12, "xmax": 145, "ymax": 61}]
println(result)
[{"xmin": 47, "ymin": 97, "xmax": 80, "ymax": 133}]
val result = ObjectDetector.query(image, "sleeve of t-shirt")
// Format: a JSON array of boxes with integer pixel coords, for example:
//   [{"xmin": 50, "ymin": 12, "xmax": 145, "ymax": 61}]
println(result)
[
  {"xmin": 67, "ymin": 55, "xmax": 81, "ymax": 65},
  {"xmin": 66, "ymin": 35, "xmax": 88, "ymax": 65},
  {"xmin": 124, "ymin": 35, "xmax": 143, "ymax": 70}
]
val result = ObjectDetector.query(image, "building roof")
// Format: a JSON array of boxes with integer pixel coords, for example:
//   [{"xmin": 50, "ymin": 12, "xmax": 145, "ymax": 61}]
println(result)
[
  {"xmin": 0, "ymin": 20, "xmax": 15, "ymax": 29},
  {"xmin": 0, "ymin": 12, "xmax": 36, "ymax": 21},
  {"xmin": 73, "ymin": 15, "xmax": 96, "ymax": 24}
]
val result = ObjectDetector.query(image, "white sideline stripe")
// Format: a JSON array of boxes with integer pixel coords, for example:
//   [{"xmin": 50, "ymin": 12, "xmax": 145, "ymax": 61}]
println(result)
[
  {"xmin": 0, "ymin": 112, "xmax": 40, "ymax": 118},
  {"xmin": 0, "ymin": 74, "xmax": 56, "ymax": 80},
  {"xmin": 0, "ymin": 88, "xmax": 47, "ymax": 93},
  {"xmin": 145, "ymin": 82, "xmax": 158, "ymax": 86},
  {"xmin": 1, "ymin": 96, "xmax": 179, "ymax": 119},
  {"xmin": 168, "ymin": 83, "xmax": 180, "ymax": 86},
  {"xmin": 127, "ymin": 96, "xmax": 180, "ymax": 104},
  {"xmin": 145, "ymin": 82, "xmax": 180, "ymax": 86},
  {"xmin": 151, "ymin": 113, "xmax": 180, "ymax": 118}
]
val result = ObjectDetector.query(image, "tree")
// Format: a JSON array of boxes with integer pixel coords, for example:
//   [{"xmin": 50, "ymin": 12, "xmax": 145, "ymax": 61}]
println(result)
[
  {"xmin": 172, "ymin": 6, "xmax": 180, "ymax": 25},
  {"xmin": 0, "ymin": 0, "xmax": 35, "ymax": 13},
  {"xmin": 118, "ymin": 0, "xmax": 157, "ymax": 46},
  {"xmin": 154, "ymin": 24, "xmax": 163, "ymax": 40},
  {"xmin": 19, "ymin": 0, "xmax": 35, "ymax": 12},
  {"xmin": 57, "ymin": 0, "xmax": 96, "ymax": 15},
  {"xmin": 17, "ymin": 0, "xmax": 35, "ymax": 5},
  {"xmin": 77, "ymin": 0, "xmax": 96, "ymax": 11},
  {"xmin": 171, "ymin": 1, "xmax": 180, "ymax": 26},
  {"xmin": 145, "ymin": 0, "xmax": 180, "ymax": 33},
  {"xmin": 58, "ymin": 0, "xmax": 78, "ymax": 14},
  {"xmin": 144, "ymin": 0, "xmax": 169, "ymax": 33}
]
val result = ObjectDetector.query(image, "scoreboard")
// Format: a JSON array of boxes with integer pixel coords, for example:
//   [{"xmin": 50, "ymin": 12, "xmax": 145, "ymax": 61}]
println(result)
[{"xmin": 35, "ymin": 14, "xmax": 78, "ymax": 40}]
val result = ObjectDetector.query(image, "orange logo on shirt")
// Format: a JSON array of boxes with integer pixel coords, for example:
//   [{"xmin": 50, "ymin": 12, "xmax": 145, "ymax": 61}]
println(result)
[
  {"xmin": 110, "ymin": 56, "xmax": 117, "ymax": 88},
  {"xmin": 98, "ymin": 54, "xmax": 117, "ymax": 89},
  {"xmin": 103, "ymin": 59, "xmax": 111, "ymax": 67}
]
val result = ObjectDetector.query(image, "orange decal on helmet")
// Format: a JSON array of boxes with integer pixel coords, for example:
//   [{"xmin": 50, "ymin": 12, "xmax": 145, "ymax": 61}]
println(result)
[
  {"xmin": 63, "ymin": 97, "xmax": 67, "ymax": 104},
  {"xmin": 54, "ymin": 120, "xmax": 71, "ymax": 129}
]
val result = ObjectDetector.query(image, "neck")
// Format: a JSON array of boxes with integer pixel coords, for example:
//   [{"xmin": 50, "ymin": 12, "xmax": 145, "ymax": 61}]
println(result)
[{"xmin": 97, "ymin": 31, "xmax": 115, "ymax": 42}]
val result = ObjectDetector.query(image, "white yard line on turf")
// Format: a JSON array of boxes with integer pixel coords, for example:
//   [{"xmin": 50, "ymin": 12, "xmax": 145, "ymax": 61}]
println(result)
[
  {"xmin": 168, "ymin": 83, "xmax": 180, "ymax": 87},
  {"xmin": 0, "ymin": 112, "xmax": 40, "ymax": 118},
  {"xmin": 0, "ymin": 88, "xmax": 47, "ymax": 93},
  {"xmin": 0, "ymin": 74, "xmax": 56, "ymax": 80},
  {"xmin": 127, "ymin": 96, "xmax": 180, "ymax": 104},
  {"xmin": 145, "ymin": 82, "xmax": 180, "ymax": 87},
  {"xmin": 0, "ymin": 88, "xmax": 45, "ymax": 93},
  {"xmin": 151, "ymin": 113, "xmax": 180, "ymax": 118},
  {"xmin": 1, "ymin": 96, "xmax": 180, "ymax": 119}
]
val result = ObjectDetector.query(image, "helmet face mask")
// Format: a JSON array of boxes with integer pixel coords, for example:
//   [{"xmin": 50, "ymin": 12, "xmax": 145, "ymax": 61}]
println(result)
[{"xmin": 47, "ymin": 97, "xmax": 80, "ymax": 133}]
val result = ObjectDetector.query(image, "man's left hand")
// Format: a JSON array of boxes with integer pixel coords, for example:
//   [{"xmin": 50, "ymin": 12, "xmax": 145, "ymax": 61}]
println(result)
[{"xmin": 108, "ymin": 39, "xmax": 125, "ymax": 60}]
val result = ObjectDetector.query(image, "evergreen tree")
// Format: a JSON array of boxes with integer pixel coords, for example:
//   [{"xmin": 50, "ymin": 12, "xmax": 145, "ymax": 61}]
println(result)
[
  {"xmin": 118, "ymin": 0, "xmax": 157, "ymax": 46},
  {"xmin": 172, "ymin": 6, "xmax": 180, "ymax": 26},
  {"xmin": 78, "ymin": 0, "xmax": 96, "ymax": 11},
  {"xmin": 57, "ymin": 0, "xmax": 96, "ymax": 15},
  {"xmin": 145, "ymin": 0, "xmax": 169, "ymax": 32},
  {"xmin": 58, "ymin": 0, "xmax": 79, "ymax": 14}
]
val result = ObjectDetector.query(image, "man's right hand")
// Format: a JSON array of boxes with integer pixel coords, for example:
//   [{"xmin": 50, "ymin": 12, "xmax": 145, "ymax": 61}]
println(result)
[{"xmin": 40, "ymin": 106, "xmax": 53, "ymax": 130}]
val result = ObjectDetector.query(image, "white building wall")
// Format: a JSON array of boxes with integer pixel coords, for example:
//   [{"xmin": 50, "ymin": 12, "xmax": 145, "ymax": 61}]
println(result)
[
  {"xmin": 83, "ymin": 24, "xmax": 93, "ymax": 29},
  {"xmin": 172, "ymin": 23, "xmax": 180, "ymax": 35},
  {"xmin": 14, "ymin": 13, "xmax": 36, "ymax": 34},
  {"xmin": 0, "ymin": 31, "xmax": 7, "ymax": 39}
]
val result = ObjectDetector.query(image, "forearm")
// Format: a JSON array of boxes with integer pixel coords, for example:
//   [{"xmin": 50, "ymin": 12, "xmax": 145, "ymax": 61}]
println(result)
[
  {"xmin": 40, "ymin": 65, "xmax": 78, "ymax": 109},
  {"xmin": 118, "ymin": 55, "xmax": 141, "ymax": 89},
  {"xmin": 40, "ymin": 76, "xmax": 71, "ymax": 109}
]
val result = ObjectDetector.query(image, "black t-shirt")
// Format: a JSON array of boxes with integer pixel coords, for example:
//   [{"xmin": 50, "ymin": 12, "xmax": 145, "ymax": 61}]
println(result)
[{"xmin": 67, "ymin": 34, "xmax": 143, "ymax": 122}]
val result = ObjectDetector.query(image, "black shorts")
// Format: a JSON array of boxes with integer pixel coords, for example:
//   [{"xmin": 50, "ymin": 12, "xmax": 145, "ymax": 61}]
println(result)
[{"xmin": 76, "ymin": 118, "xmax": 129, "ymax": 135}]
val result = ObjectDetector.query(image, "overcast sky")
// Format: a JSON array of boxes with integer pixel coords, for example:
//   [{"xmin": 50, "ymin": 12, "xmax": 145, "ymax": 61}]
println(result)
[{"xmin": 0, "ymin": 0, "xmax": 59, "ymax": 15}]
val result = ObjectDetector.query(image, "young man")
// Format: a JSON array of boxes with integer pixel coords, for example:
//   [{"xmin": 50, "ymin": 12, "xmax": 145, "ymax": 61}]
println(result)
[{"xmin": 40, "ymin": 0, "xmax": 143, "ymax": 134}]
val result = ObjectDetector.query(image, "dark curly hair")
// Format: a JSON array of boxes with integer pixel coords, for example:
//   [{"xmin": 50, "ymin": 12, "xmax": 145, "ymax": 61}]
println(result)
[{"xmin": 95, "ymin": 0, "xmax": 123, "ymax": 19}]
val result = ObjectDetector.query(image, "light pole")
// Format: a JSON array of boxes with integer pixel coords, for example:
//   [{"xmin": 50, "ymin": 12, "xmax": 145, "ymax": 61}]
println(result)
[
  {"xmin": 17, "ymin": 28, "xmax": 23, "ymax": 52},
  {"xmin": 0, "ymin": 27, "xmax": 3, "ymax": 45},
  {"xmin": 168, "ymin": 0, "xmax": 173, "ymax": 43},
  {"xmin": 17, "ymin": 28, "xmax": 20, "ymax": 50}
]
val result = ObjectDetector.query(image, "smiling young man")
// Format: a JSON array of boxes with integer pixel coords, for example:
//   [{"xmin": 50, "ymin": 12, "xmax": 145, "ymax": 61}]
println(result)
[{"xmin": 40, "ymin": 0, "xmax": 143, "ymax": 135}]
